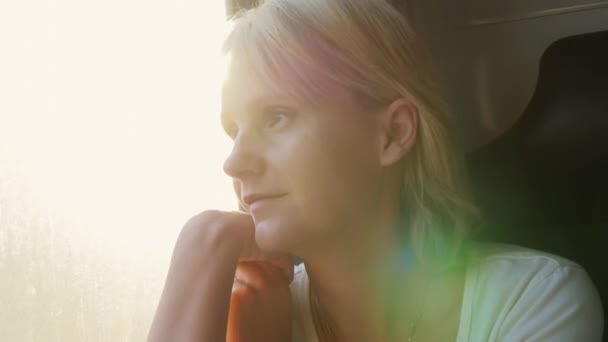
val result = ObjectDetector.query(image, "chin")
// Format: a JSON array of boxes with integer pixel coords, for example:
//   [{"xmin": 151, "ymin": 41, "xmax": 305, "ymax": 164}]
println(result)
[{"xmin": 252, "ymin": 217, "xmax": 298, "ymax": 253}]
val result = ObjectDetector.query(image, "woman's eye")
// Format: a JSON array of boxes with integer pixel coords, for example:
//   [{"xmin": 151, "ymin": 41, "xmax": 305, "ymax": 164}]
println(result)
[{"xmin": 263, "ymin": 110, "xmax": 290, "ymax": 130}]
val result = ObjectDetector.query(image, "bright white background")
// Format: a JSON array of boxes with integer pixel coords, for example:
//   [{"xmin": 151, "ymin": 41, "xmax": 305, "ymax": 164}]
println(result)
[{"xmin": 0, "ymin": 1, "xmax": 235, "ymax": 340}]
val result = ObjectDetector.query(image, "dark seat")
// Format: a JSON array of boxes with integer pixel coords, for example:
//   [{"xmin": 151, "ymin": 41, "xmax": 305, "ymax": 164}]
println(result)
[{"xmin": 468, "ymin": 30, "xmax": 608, "ymax": 338}]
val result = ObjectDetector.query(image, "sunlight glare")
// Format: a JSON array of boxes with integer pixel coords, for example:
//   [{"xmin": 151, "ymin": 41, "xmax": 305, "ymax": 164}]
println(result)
[{"xmin": 0, "ymin": 1, "xmax": 237, "ymax": 340}]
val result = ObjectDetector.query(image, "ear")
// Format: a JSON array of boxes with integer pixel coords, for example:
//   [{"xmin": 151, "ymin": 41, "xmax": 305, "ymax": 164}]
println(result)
[{"xmin": 378, "ymin": 98, "xmax": 418, "ymax": 167}]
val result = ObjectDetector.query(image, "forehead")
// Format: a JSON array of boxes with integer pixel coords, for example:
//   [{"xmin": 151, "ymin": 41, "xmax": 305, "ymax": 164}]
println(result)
[
  {"xmin": 221, "ymin": 55, "xmax": 352, "ymax": 114},
  {"xmin": 221, "ymin": 62, "xmax": 295, "ymax": 115}
]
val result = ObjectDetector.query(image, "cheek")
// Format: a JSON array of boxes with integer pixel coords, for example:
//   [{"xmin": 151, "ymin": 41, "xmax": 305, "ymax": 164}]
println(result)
[{"xmin": 276, "ymin": 126, "xmax": 379, "ymax": 227}]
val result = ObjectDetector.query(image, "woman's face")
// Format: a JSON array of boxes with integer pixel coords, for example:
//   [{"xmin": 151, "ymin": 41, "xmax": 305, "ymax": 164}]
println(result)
[{"xmin": 221, "ymin": 62, "xmax": 387, "ymax": 254}]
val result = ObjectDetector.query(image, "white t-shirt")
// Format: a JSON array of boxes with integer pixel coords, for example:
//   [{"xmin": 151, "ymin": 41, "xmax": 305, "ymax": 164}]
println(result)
[{"xmin": 289, "ymin": 244, "xmax": 604, "ymax": 341}]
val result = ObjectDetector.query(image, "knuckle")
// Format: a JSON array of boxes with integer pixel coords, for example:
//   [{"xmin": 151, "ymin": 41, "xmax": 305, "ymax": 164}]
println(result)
[
  {"xmin": 179, "ymin": 210, "xmax": 227, "ymax": 240},
  {"xmin": 185, "ymin": 210, "xmax": 223, "ymax": 229},
  {"xmin": 232, "ymin": 282, "xmax": 257, "ymax": 303},
  {"xmin": 236, "ymin": 263, "xmax": 268, "ymax": 289},
  {"xmin": 171, "ymin": 210, "xmax": 251, "ymax": 263},
  {"xmin": 172, "ymin": 210, "xmax": 233, "ymax": 260}
]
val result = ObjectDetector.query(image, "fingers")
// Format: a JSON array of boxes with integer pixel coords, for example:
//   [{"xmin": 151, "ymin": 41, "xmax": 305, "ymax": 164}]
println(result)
[
  {"xmin": 239, "ymin": 254, "xmax": 294, "ymax": 281},
  {"xmin": 234, "ymin": 261, "xmax": 291, "ymax": 289},
  {"xmin": 194, "ymin": 210, "xmax": 294, "ymax": 282},
  {"xmin": 227, "ymin": 281, "xmax": 249, "ymax": 342},
  {"xmin": 259, "ymin": 255, "xmax": 294, "ymax": 283},
  {"xmin": 228, "ymin": 261, "xmax": 293, "ymax": 342}
]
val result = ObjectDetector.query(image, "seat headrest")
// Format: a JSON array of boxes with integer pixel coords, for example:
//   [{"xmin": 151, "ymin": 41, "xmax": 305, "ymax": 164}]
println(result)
[
  {"xmin": 505, "ymin": 30, "xmax": 608, "ymax": 157},
  {"xmin": 468, "ymin": 31, "xmax": 608, "ymax": 335}
]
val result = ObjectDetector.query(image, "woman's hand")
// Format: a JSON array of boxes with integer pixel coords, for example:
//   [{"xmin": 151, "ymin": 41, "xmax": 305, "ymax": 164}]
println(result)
[
  {"xmin": 147, "ymin": 210, "xmax": 293, "ymax": 342},
  {"xmin": 147, "ymin": 210, "xmax": 252, "ymax": 342},
  {"xmin": 227, "ymin": 259, "xmax": 293, "ymax": 342}
]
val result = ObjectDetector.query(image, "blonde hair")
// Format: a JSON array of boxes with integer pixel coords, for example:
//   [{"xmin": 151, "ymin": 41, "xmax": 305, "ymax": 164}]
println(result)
[{"xmin": 224, "ymin": 0, "xmax": 478, "ymax": 266}]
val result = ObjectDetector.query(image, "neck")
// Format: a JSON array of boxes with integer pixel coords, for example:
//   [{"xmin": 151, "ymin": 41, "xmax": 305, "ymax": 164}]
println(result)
[
  {"xmin": 299, "ymin": 203, "xmax": 414, "ymax": 341},
  {"xmin": 300, "ymin": 226, "xmax": 467, "ymax": 342}
]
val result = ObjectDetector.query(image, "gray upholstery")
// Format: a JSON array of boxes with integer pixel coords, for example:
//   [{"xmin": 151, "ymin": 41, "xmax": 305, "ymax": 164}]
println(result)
[{"xmin": 468, "ymin": 30, "xmax": 608, "ymax": 338}]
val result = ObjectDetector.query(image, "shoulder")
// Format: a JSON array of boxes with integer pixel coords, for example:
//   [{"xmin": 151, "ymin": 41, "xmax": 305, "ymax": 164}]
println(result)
[
  {"xmin": 459, "ymin": 243, "xmax": 604, "ymax": 341},
  {"xmin": 471, "ymin": 243, "xmax": 582, "ymax": 286}
]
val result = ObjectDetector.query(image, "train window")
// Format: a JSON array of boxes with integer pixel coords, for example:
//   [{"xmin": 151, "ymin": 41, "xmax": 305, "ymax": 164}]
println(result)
[{"xmin": 0, "ymin": 1, "xmax": 233, "ymax": 341}]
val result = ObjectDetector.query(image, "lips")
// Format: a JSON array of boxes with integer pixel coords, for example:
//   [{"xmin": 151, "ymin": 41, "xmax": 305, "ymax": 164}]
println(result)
[{"xmin": 242, "ymin": 193, "xmax": 286, "ymax": 210}]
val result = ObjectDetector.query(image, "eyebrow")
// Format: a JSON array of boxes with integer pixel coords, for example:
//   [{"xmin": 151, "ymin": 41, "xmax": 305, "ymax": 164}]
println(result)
[{"xmin": 221, "ymin": 93, "xmax": 297, "ymax": 120}]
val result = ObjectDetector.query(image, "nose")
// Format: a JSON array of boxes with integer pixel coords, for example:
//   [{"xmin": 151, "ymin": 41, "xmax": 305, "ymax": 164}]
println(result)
[{"xmin": 223, "ymin": 132, "xmax": 265, "ymax": 180}]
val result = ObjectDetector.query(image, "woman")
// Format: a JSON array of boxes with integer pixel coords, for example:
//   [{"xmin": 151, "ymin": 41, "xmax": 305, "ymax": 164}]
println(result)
[{"xmin": 148, "ymin": 0, "xmax": 603, "ymax": 341}]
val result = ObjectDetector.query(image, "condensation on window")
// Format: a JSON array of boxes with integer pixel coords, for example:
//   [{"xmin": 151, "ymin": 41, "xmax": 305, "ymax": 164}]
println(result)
[{"xmin": 0, "ymin": 1, "xmax": 235, "ymax": 341}]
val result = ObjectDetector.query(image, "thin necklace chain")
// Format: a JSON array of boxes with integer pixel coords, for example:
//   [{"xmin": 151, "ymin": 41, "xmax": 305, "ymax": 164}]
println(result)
[{"xmin": 309, "ymin": 282, "xmax": 429, "ymax": 342}]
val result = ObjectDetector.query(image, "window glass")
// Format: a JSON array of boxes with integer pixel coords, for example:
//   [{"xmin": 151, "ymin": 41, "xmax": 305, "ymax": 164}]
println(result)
[{"xmin": 0, "ymin": 1, "xmax": 233, "ymax": 340}]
